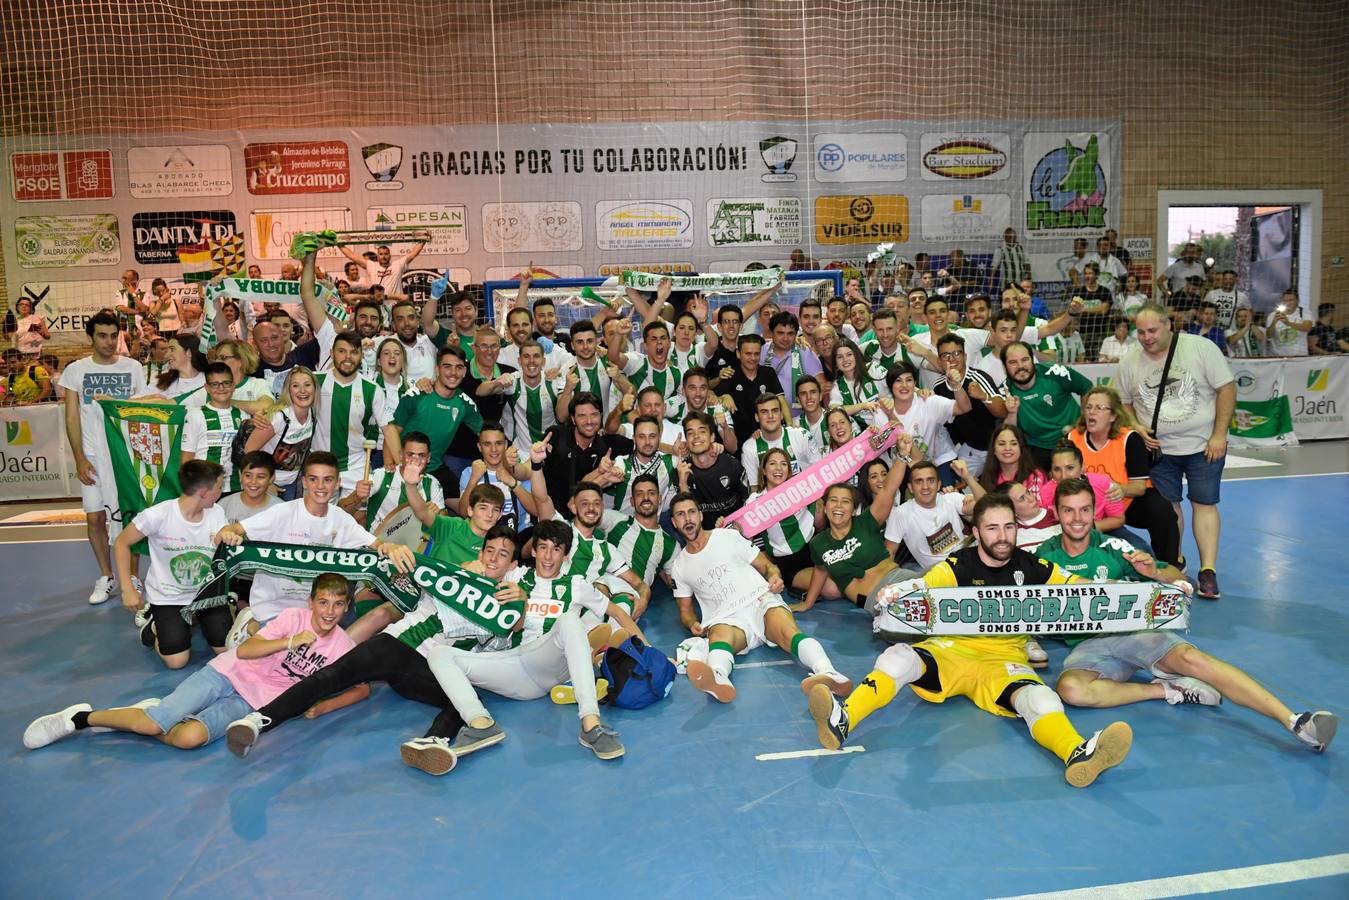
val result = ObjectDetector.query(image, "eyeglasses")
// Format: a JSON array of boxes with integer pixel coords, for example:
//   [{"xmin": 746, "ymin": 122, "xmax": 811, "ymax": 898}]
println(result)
[
  {"xmin": 206, "ymin": 381, "xmax": 234, "ymax": 389},
  {"xmin": 938, "ymin": 351, "xmax": 964, "ymax": 359}
]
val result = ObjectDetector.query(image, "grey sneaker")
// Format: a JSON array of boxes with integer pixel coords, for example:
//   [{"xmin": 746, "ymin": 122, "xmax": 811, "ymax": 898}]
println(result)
[
  {"xmin": 1155, "ymin": 676, "xmax": 1222, "ymax": 706},
  {"xmin": 579, "ymin": 723, "xmax": 625, "ymax": 760},
  {"xmin": 400, "ymin": 737, "xmax": 458, "ymax": 775},
  {"xmin": 449, "ymin": 722, "xmax": 506, "ymax": 756},
  {"xmin": 23, "ymin": 703, "xmax": 90, "ymax": 750},
  {"xmin": 1291, "ymin": 711, "xmax": 1337, "ymax": 752},
  {"xmin": 226, "ymin": 711, "xmax": 270, "ymax": 758}
]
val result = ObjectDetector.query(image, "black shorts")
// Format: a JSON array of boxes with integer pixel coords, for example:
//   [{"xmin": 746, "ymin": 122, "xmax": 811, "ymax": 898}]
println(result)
[
  {"xmin": 150, "ymin": 603, "xmax": 232, "ymax": 655},
  {"xmin": 772, "ymin": 545, "xmax": 815, "ymax": 589}
]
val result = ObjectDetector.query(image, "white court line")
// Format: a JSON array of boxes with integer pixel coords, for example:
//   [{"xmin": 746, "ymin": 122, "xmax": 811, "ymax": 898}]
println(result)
[
  {"xmin": 0, "ymin": 537, "xmax": 84, "ymax": 545},
  {"xmin": 737, "ymin": 660, "xmax": 795, "ymax": 669},
  {"xmin": 755, "ymin": 746, "xmax": 865, "ymax": 761},
  {"xmin": 1224, "ymin": 470, "xmax": 1348, "ymax": 483},
  {"xmin": 991, "ymin": 851, "xmax": 1349, "ymax": 900}
]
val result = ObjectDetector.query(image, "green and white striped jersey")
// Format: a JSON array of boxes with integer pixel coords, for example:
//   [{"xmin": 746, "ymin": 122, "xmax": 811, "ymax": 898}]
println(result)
[
  {"xmin": 503, "ymin": 375, "xmax": 562, "ymax": 452},
  {"xmin": 182, "ymin": 403, "xmax": 244, "ymax": 492},
  {"xmin": 601, "ymin": 509, "xmax": 677, "ymax": 586},
  {"xmin": 740, "ymin": 425, "xmax": 820, "ymax": 488},
  {"xmin": 312, "ymin": 373, "xmax": 383, "ymax": 486},
  {"xmin": 664, "ymin": 397, "xmax": 729, "ymax": 428},
  {"xmin": 571, "ymin": 360, "xmax": 613, "ymax": 414},
  {"xmin": 364, "ymin": 466, "xmax": 445, "ymax": 529},
  {"xmin": 509, "ymin": 567, "xmax": 609, "ymax": 645},
  {"xmin": 671, "ymin": 338, "xmax": 709, "ymax": 371},
  {"xmin": 621, "ymin": 352, "xmax": 683, "ymax": 401},
  {"xmin": 796, "ymin": 411, "xmax": 828, "ymax": 456},
  {"xmin": 606, "ymin": 452, "xmax": 678, "ymax": 513},
  {"xmin": 552, "ymin": 514, "xmax": 631, "ymax": 582},
  {"xmin": 746, "ymin": 489, "xmax": 816, "ymax": 556},
  {"xmin": 385, "ymin": 595, "xmax": 504, "ymax": 656}
]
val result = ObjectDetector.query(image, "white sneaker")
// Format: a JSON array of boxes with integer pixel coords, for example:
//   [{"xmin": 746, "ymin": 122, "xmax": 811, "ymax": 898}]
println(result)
[
  {"xmin": 226, "ymin": 711, "xmax": 270, "ymax": 758},
  {"xmin": 686, "ymin": 659, "xmax": 736, "ymax": 703},
  {"xmin": 1290, "ymin": 711, "xmax": 1337, "ymax": 752},
  {"xmin": 400, "ymin": 737, "xmax": 458, "ymax": 775},
  {"xmin": 88, "ymin": 576, "xmax": 115, "ymax": 605},
  {"xmin": 88, "ymin": 698, "xmax": 161, "ymax": 733},
  {"xmin": 225, "ymin": 608, "xmax": 256, "ymax": 650},
  {"xmin": 1154, "ymin": 676, "xmax": 1222, "ymax": 706},
  {"xmin": 1025, "ymin": 638, "xmax": 1049, "ymax": 668},
  {"xmin": 23, "ymin": 703, "xmax": 91, "ymax": 750},
  {"xmin": 133, "ymin": 604, "xmax": 152, "ymax": 630},
  {"xmin": 799, "ymin": 671, "xmax": 854, "ymax": 698}
]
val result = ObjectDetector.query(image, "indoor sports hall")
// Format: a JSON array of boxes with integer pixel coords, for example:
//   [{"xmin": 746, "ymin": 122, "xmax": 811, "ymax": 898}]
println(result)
[{"xmin": 2, "ymin": 2, "xmax": 1346, "ymax": 897}]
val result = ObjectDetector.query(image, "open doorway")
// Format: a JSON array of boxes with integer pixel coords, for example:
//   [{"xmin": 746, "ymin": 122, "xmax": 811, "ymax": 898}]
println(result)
[{"xmin": 1157, "ymin": 189, "xmax": 1322, "ymax": 319}]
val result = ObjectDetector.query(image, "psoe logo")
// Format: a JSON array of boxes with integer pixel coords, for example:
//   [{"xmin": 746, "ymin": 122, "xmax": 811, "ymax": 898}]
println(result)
[
  {"xmin": 362, "ymin": 143, "xmax": 404, "ymax": 191},
  {"xmin": 1026, "ymin": 134, "xmax": 1107, "ymax": 233},
  {"xmin": 1307, "ymin": 368, "xmax": 1328, "ymax": 391},
  {"xmin": 760, "ymin": 136, "xmax": 798, "ymax": 183},
  {"xmin": 4, "ymin": 421, "xmax": 33, "ymax": 446},
  {"xmin": 923, "ymin": 140, "xmax": 1007, "ymax": 179}
]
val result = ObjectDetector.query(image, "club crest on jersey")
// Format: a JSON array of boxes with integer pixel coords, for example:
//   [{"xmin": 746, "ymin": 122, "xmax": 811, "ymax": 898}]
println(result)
[
  {"xmin": 554, "ymin": 583, "xmax": 567, "ymax": 599},
  {"xmin": 1014, "ymin": 570, "xmax": 1025, "ymax": 586},
  {"xmin": 1095, "ymin": 565, "xmax": 1110, "ymax": 581},
  {"xmin": 720, "ymin": 475, "xmax": 731, "ymax": 488}
]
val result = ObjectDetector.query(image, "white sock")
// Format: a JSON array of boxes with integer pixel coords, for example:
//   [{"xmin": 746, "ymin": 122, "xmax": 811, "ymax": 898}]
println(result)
[
  {"xmin": 793, "ymin": 636, "xmax": 834, "ymax": 676},
  {"xmin": 708, "ymin": 646, "xmax": 734, "ymax": 681}
]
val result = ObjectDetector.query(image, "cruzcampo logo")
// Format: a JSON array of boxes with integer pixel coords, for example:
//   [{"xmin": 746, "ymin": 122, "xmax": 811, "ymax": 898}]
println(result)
[
  {"xmin": 1307, "ymin": 369, "xmax": 1328, "ymax": 391},
  {"xmin": 4, "ymin": 421, "xmax": 33, "ymax": 446}
]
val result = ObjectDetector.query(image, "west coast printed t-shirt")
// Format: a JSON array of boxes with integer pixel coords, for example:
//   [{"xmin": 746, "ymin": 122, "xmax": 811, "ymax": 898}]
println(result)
[
  {"xmin": 238, "ymin": 500, "xmax": 376, "ymax": 621},
  {"xmin": 210, "ymin": 607, "xmax": 355, "ymax": 709},
  {"xmin": 132, "ymin": 499, "xmax": 229, "ymax": 606},
  {"xmin": 57, "ymin": 355, "xmax": 147, "ymax": 455}
]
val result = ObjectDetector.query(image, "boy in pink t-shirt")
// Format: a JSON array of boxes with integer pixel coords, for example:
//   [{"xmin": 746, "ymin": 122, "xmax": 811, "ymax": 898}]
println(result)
[{"xmin": 23, "ymin": 575, "xmax": 361, "ymax": 751}]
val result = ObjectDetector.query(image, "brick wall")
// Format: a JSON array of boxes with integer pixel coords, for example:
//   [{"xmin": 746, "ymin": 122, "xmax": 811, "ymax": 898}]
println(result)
[{"xmin": 2, "ymin": 0, "xmax": 1345, "ymax": 318}]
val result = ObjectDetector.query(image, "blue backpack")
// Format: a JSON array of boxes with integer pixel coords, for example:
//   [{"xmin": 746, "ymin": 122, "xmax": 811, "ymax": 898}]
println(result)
[{"xmin": 600, "ymin": 637, "xmax": 676, "ymax": 710}]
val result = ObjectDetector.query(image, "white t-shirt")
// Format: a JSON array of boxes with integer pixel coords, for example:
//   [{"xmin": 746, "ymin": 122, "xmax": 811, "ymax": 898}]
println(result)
[
  {"xmin": 1162, "ymin": 260, "xmax": 1206, "ymax": 294},
  {"xmin": 132, "ymin": 499, "xmax": 229, "ymax": 606},
  {"xmin": 1266, "ymin": 309, "xmax": 1310, "ymax": 357},
  {"xmin": 364, "ymin": 256, "xmax": 411, "ymax": 293},
  {"xmin": 1080, "ymin": 253, "xmax": 1128, "ymax": 291},
  {"xmin": 1116, "ymin": 333, "xmax": 1234, "ymax": 456},
  {"xmin": 262, "ymin": 408, "xmax": 316, "ymax": 487},
  {"xmin": 396, "ymin": 334, "xmax": 439, "ymax": 384},
  {"xmin": 1202, "ymin": 288, "xmax": 1251, "ymax": 330},
  {"xmin": 972, "ymin": 326, "xmax": 1043, "ymax": 387},
  {"xmin": 57, "ymin": 356, "xmax": 147, "ymax": 455},
  {"xmin": 1097, "ymin": 335, "xmax": 1136, "ymax": 362},
  {"xmin": 238, "ymin": 499, "xmax": 377, "ymax": 622},
  {"xmin": 180, "ymin": 375, "xmax": 273, "ymax": 410},
  {"xmin": 1117, "ymin": 292, "xmax": 1148, "ymax": 322},
  {"xmin": 669, "ymin": 527, "xmax": 770, "ymax": 621},
  {"xmin": 13, "ymin": 315, "xmax": 46, "ymax": 355},
  {"xmin": 891, "ymin": 394, "xmax": 958, "ymax": 465},
  {"xmin": 884, "ymin": 493, "xmax": 968, "ymax": 572}
]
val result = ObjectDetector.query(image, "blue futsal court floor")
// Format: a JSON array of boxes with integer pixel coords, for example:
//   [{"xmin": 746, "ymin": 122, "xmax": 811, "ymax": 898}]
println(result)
[{"xmin": 3, "ymin": 474, "xmax": 1348, "ymax": 898}]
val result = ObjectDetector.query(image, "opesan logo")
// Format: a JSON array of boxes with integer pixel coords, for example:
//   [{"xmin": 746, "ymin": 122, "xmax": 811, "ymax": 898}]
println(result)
[
  {"xmin": 1307, "ymin": 369, "xmax": 1328, "ymax": 391},
  {"xmin": 4, "ymin": 421, "xmax": 33, "ymax": 446}
]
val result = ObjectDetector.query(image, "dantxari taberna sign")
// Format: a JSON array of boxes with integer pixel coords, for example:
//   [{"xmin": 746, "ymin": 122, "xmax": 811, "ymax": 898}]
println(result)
[{"xmin": 884, "ymin": 582, "xmax": 1189, "ymax": 638}]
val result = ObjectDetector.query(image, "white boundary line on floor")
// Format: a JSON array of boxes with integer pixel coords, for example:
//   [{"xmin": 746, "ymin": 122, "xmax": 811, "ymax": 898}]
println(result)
[
  {"xmin": 755, "ymin": 746, "xmax": 864, "ymax": 761},
  {"xmin": 991, "ymin": 851, "xmax": 1349, "ymax": 900},
  {"xmin": 1224, "ymin": 470, "xmax": 1348, "ymax": 483},
  {"xmin": 0, "ymin": 537, "xmax": 85, "ymax": 545},
  {"xmin": 737, "ymin": 660, "xmax": 795, "ymax": 669}
]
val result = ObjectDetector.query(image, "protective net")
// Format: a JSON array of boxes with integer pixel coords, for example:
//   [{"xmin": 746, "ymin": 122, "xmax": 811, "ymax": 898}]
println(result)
[{"xmin": 2, "ymin": 0, "xmax": 1346, "ymax": 358}]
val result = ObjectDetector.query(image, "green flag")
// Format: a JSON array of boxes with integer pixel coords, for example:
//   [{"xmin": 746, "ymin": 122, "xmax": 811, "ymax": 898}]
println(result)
[
  {"xmin": 99, "ymin": 399, "xmax": 188, "ymax": 551},
  {"xmin": 1229, "ymin": 365, "xmax": 1298, "ymax": 449}
]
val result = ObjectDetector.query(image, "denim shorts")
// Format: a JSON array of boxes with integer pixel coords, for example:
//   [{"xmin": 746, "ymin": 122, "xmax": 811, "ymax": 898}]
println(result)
[
  {"xmin": 144, "ymin": 665, "xmax": 253, "ymax": 744},
  {"xmin": 1150, "ymin": 450, "xmax": 1225, "ymax": 505},
  {"xmin": 1061, "ymin": 632, "xmax": 1192, "ymax": 683}
]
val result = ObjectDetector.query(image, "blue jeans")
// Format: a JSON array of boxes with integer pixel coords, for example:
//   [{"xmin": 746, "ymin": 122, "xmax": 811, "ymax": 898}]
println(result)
[
  {"xmin": 1151, "ymin": 451, "xmax": 1225, "ymax": 505},
  {"xmin": 144, "ymin": 666, "xmax": 253, "ymax": 744}
]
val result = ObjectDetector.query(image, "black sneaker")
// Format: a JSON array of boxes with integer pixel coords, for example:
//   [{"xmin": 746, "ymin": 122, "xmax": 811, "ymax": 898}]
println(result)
[
  {"xmin": 1196, "ymin": 568, "xmax": 1221, "ymax": 600},
  {"xmin": 807, "ymin": 683, "xmax": 849, "ymax": 750},
  {"xmin": 139, "ymin": 620, "xmax": 157, "ymax": 649},
  {"xmin": 1065, "ymin": 721, "xmax": 1132, "ymax": 787}
]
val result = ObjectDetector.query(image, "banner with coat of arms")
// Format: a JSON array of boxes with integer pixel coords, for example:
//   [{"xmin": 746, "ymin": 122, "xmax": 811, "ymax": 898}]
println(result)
[
  {"xmin": 98, "ymin": 399, "xmax": 187, "ymax": 553},
  {"xmin": 1228, "ymin": 363, "xmax": 1298, "ymax": 449}
]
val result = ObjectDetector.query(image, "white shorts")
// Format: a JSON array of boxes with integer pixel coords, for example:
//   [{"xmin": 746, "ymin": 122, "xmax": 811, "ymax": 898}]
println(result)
[
  {"xmin": 702, "ymin": 592, "xmax": 789, "ymax": 655},
  {"xmin": 79, "ymin": 452, "xmax": 117, "ymax": 516}
]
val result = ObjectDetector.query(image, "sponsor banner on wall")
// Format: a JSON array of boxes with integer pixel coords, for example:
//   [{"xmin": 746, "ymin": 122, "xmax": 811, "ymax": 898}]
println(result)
[
  {"xmin": 812, "ymin": 133, "xmax": 907, "ymax": 183},
  {"xmin": 482, "ymin": 201, "xmax": 583, "ymax": 253},
  {"xmin": 920, "ymin": 133, "xmax": 1011, "ymax": 181},
  {"xmin": 596, "ymin": 261, "xmax": 695, "ymax": 278},
  {"xmin": 595, "ymin": 199, "xmax": 695, "ymax": 250},
  {"xmin": 131, "ymin": 210, "xmax": 238, "ymax": 265},
  {"xmin": 814, "ymin": 195, "xmax": 908, "ymax": 245},
  {"xmin": 250, "ymin": 207, "xmax": 352, "ymax": 261},
  {"xmin": 0, "ymin": 403, "xmax": 77, "ymax": 501},
  {"xmin": 1023, "ymin": 131, "xmax": 1113, "ymax": 239},
  {"xmin": 243, "ymin": 141, "xmax": 350, "ymax": 195},
  {"xmin": 11, "ymin": 150, "xmax": 115, "ymax": 201},
  {"xmin": 919, "ymin": 193, "xmax": 1012, "ymax": 243},
  {"xmin": 1282, "ymin": 357, "xmax": 1349, "ymax": 440},
  {"xmin": 17, "ymin": 279, "xmax": 122, "ymax": 348},
  {"xmin": 359, "ymin": 142, "xmax": 406, "ymax": 190},
  {"xmin": 484, "ymin": 264, "xmax": 585, "ymax": 281},
  {"xmin": 127, "ymin": 145, "xmax": 233, "ymax": 199},
  {"xmin": 707, "ymin": 197, "xmax": 802, "ymax": 248},
  {"xmin": 366, "ymin": 204, "xmax": 467, "ymax": 255},
  {"xmin": 15, "ymin": 215, "xmax": 120, "ymax": 268}
]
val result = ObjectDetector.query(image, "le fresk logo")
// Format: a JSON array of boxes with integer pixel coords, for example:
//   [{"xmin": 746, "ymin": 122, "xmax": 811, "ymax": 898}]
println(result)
[
  {"xmin": 362, "ymin": 143, "xmax": 404, "ymax": 191},
  {"xmin": 760, "ymin": 137, "xmax": 798, "ymax": 183}
]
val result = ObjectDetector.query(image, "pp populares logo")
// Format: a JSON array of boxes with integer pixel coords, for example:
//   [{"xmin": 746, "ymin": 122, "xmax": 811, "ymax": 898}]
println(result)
[
  {"xmin": 817, "ymin": 142, "xmax": 845, "ymax": 173},
  {"xmin": 760, "ymin": 137, "xmax": 798, "ymax": 183},
  {"xmin": 362, "ymin": 143, "xmax": 404, "ymax": 191}
]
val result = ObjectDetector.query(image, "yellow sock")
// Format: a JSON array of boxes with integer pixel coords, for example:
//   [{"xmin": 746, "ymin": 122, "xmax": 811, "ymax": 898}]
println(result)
[
  {"xmin": 1030, "ymin": 712, "xmax": 1086, "ymax": 763},
  {"xmin": 842, "ymin": 670, "xmax": 898, "ymax": 728}
]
